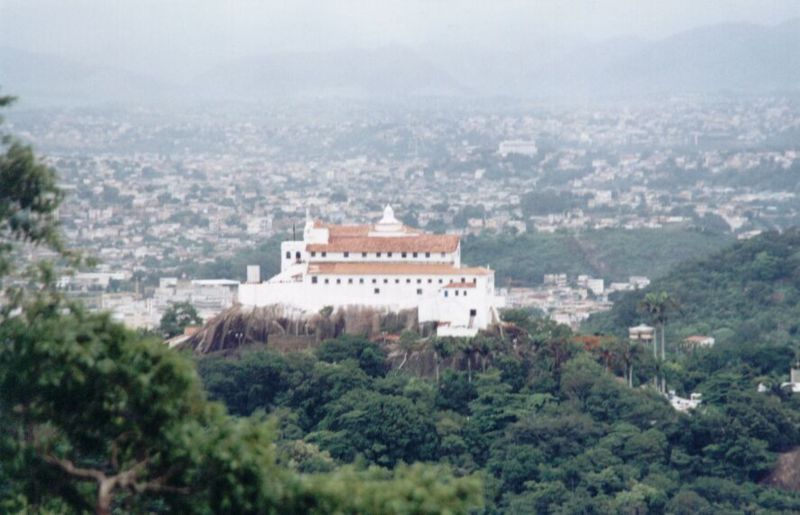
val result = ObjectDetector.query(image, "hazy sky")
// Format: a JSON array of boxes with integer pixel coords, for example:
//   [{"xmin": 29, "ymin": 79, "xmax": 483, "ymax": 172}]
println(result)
[{"xmin": 2, "ymin": 0, "xmax": 799, "ymax": 80}]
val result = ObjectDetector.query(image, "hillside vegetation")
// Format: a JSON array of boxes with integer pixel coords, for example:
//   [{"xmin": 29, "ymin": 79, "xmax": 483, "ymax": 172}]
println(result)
[
  {"xmin": 462, "ymin": 228, "xmax": 733, "ymax": 286},
  {"xmin": 585, "ymin": 228, "xmax": 800, "ymax": 347},
  {"xmin": 197, "ymin": 312, "xmax": 800, "ymax": 513}
]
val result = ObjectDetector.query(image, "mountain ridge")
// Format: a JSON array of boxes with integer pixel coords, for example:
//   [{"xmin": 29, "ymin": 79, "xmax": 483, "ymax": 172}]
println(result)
[{"xmin": 1, "ymin": 18, "xmax": 797, "ymax": 105}]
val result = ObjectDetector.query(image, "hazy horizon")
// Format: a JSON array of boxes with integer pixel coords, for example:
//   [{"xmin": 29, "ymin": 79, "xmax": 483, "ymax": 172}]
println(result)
[{"xmin": 2, "ymin": 0, "xmax": 799, "ymax": 83}]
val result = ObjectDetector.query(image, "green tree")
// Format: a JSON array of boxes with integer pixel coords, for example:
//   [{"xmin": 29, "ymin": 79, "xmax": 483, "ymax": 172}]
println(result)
[
  {"xmin": 638, "ymin": 291, "xmax": 680, "ymax": 392},
  {"xmin": 315, "ymin": 335, "xmax": 388, "ymax": 378},
  {"xmin": 159, "ymin": 301, "xmax": 203, "ymax": 338},
  {"xmin": 0, "ymin": 94, "xmax": 71, "ymax": 279},
  {"xmin": 315, "ymin": 389, "xmax": 439, "ymax": 467},
  {"xmin": 0, "ymin": 301, "xmax": 258, "ymax": 513}
]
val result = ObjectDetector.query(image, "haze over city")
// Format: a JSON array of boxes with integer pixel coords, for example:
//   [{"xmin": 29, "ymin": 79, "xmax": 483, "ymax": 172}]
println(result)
[{"xmin": 2, "ymin": 0, "xmax": 799, "ymax": 103}]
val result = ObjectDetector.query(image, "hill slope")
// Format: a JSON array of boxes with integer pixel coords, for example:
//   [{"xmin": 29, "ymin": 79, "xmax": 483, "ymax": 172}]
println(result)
[
  {"xmin": 0, "ymin": 46, "xmax": 164, "ymax": 106},
  {"xmin": 192, "ymin": 45, "xmax": 464, "ymax": 100},
  {"xmin": 461, "ymin": 228, "xmax": 734, "ymax": 286},
  {"xmin": 585, "ymin": 228, "xmax": 800, "ymax": 346},
  {"xmin": 436, "ymin": 19, "xmax": 800, "ymax": 97}
]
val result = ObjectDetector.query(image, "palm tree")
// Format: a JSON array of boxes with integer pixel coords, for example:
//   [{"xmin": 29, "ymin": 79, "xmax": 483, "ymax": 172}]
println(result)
[
  {"xmin": 638, "ymin": 291, "xmax": 680, "ymax": 392},
  {"xmin": 598, "ymin": 336, "xmax": 618, "ymax": 374},
  {"xmin": 396, "ymin": 330, "xmax": 417, "ymax": 371},
  {"xmin": 611, "ymin": 336, "xmax": 641, "ymax": 388}
]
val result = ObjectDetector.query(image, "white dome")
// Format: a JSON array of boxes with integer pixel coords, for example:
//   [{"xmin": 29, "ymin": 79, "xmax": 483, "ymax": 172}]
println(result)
[
  {"xmin": 379, "ymin": 204, "xmax": 399, "ymax": 225},
  {"xmin": 372, "ymin": 204, "xmax": 404, "ymax": 235}
]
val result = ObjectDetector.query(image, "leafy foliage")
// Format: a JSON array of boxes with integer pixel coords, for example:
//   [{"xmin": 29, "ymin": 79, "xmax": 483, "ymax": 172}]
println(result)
[
  {"xmin": 461, "ymin": 227, "xmax": 733, "ymax": 286},
  {"xmin": 587, "ymin": 228, "xmax": 800, "ymax": 348},
  {"xmin": 197, "ymin": 314, "xmax": 800, "ymax": 513},
  {"xmin": 159, "ymin": 301, "xmax": 204, "ymax": 338},
  {"xmin": 0, "ymin": 94, "xmax": 71, "ymax": 278}
]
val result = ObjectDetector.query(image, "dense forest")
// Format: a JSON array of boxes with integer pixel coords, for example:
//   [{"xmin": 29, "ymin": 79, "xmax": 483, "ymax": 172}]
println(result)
[
  {"xmin": 196, "ymin": 311, "xmax": 800, "ymax": 513},
  {"xmin": 586, "ymin": 229, "xmax": 800, "ymax": 348}
]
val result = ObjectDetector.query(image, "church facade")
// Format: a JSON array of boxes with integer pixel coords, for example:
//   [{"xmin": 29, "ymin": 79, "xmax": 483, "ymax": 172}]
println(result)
[{"xmin": 238, "ymin": 206, "xmax": 505, "ymax": 337}]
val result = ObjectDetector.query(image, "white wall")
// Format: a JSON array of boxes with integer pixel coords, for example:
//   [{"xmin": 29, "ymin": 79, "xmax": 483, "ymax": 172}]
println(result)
[
  {"xmin": 239, "ymin": 270, "xmax": 502, "ymax": 331},
  {"xmin": 280, "ymin": 241, "xmax": 307, "ymax": 272}
]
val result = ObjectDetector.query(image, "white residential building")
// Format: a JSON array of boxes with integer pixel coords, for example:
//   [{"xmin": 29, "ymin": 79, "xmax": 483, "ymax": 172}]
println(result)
[
  {"xmin": 238, "ymin": 205, "xmax": 505, "ymax": 337},
  {"xmin": 498, "ymin": 140, "xmax": 538, "ymax": 157}
]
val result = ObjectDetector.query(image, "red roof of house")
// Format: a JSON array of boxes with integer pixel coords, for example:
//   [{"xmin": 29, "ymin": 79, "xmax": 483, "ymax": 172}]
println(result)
[
  {"xmin": 316, "ymin": 223, "xmax": 371, "ymax": 237},
  {"xmin": 307, "ymin": 234, "xmax": 459, "ymax": 253}
]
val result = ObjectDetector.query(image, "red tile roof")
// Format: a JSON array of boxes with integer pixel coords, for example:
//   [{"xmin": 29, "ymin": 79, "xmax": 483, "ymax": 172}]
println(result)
[
  {"xmin": 316, "ymin": 223, "xmax": 371, "ymax": 238},
  {"xmin": 307, "ymin": 262, "xmax": 491, "ymax": 276},
  {"xmin": 307, "ymin": 234, "xmax": 459, "ymax": 253}
]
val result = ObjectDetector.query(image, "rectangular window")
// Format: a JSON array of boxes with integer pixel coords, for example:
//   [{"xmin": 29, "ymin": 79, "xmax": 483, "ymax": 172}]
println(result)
[
  {"xmin": 311, "ymin": 251, "xmax": 316, "ymax": 257},
  {"xmin": 473, "ymin": 278, "xmax": 477, "ymax": 284},
  {"xmin": 344, "ymin": 252, "xmax": 349, "ymax": 258},
  {"xmin": 387, "ymin": 252, "xmax": 393, "ymax": 258},
  {"xmin": 285, "ymin": 251, "xmax": 291, "ymax": 259},
  {"xmin": 463, "ymin": 291, "xmax": 467, "ymax": 297},
  {"xmin": 406, "ymin": 278, "xmax": 411, "ymax": 284},
  {"xmin": 324, "ymin": 278, "xmax": 329, "ymax": 284},
  {"xmin": 417, "ymin": 279, "xmax": 422, "ymax": 284},
  {"xmin": 359, "ymin": 278, "xmax": 364, "ymax": 284},
  {"xmin": 377, "ymin": 252, "xmax": 382, "ymax": 258},
  {"xmin": 374, "ymin": 288, "xmax": 380, "ymax": 294},
  {"xmin": 416, "ymin": 288, "xmax": 422, "ymax": 295},
  {"xmin": 441, "ymin": 252, "xmax": 446, "ymax": 258},
  {"xmin": 438, "ymin": 279, "xmax": 443, "ymax": 284},
  {"xmin": 470, "ymin": 309, "xmax": 477, "ymax": 317},
  {"xmin": 383, "ymin": 278, "xmax": 388, "ymax": 284},
  {"xmin": 455, "ymin": 290, "xmax": 459, "ymax": 296},
  {"xmin": 372, "ymin": 278, "xmax": 377, "ymax": 284},
  {"xmin": 362, "ymin": 252, "xmax": 367, "ymax": 258},
  {"xmin": 425, "ymin": 252, "xmax": 431, "ymax": 258},
  {"xmin": 444, "ymin": 291, "xmax": 448, "ymax": 297},
  {"xmin": 401, "ymin": 252, "xmax": 407, "ymax": 258},
  {"xmin": 348, "ymin": 278, "xmax": 353, "ymax": 284},
  {"xmin": 413, "ymin": 252, "xmax": 418, "ymax": 258},
  {"xmin": 311, "ymin": 276, "xmax": 318, "ymax": 284},
  {"xmin": 461, "ymin": 277, "xmax": 465, "ymax": 283},
  {"xmin": 395, "ymin": 278, "xmax": 400, "ymax": 284},
  {"xmin": 321, "ymin": 252, "xmax": 327, "ymax": 257},
  {"xmin": 336, "ymin": 278, "xmax": 341, "ymax": 284},
  {"xmin": 427, "ymin": 278, "xmax": 432, "ymax": 284}
]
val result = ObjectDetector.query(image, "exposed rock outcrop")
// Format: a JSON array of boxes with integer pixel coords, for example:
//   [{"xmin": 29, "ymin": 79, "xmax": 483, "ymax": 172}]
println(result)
[{"xmin": 183, "ymin": 303, "xmax": 419, "ymax": 355}]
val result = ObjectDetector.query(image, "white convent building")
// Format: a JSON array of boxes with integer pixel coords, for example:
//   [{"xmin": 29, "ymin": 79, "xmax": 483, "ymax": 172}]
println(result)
[{"xmin": 238, "ymin": 206, "xmax": 505, "ymax": 337}]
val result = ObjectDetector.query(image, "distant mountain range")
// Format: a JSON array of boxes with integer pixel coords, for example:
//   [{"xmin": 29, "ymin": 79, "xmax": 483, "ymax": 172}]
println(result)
[
  {"xmin": 445, "ymin": 18, "xmax": 800, "ymax": 97},
  {"xmin": 1, "ymin": 19, "xmax": 797, "ymax": 106},
  {"xmin": 0, "ymin": 46, "xmax": 167, "ymax": 106},
  {"xmin": 193, "ymin": 45, "xmax": 464, "ymax": 100}
]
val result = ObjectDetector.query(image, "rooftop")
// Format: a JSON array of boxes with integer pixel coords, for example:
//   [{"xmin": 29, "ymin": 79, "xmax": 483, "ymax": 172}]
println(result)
[
  {"xmin": 307, "ymin": 234, "xmax": 459, "ymax": 253},
  {"xmin": 307, "ymin": 262, "xmax": 491, "ymax": 276}
]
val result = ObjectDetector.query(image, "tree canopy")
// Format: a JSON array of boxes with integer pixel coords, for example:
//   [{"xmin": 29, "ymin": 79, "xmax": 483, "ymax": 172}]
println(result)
[{"xmin": 160, "ymin": 301, "xmax": 204, "ymax": 338}]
